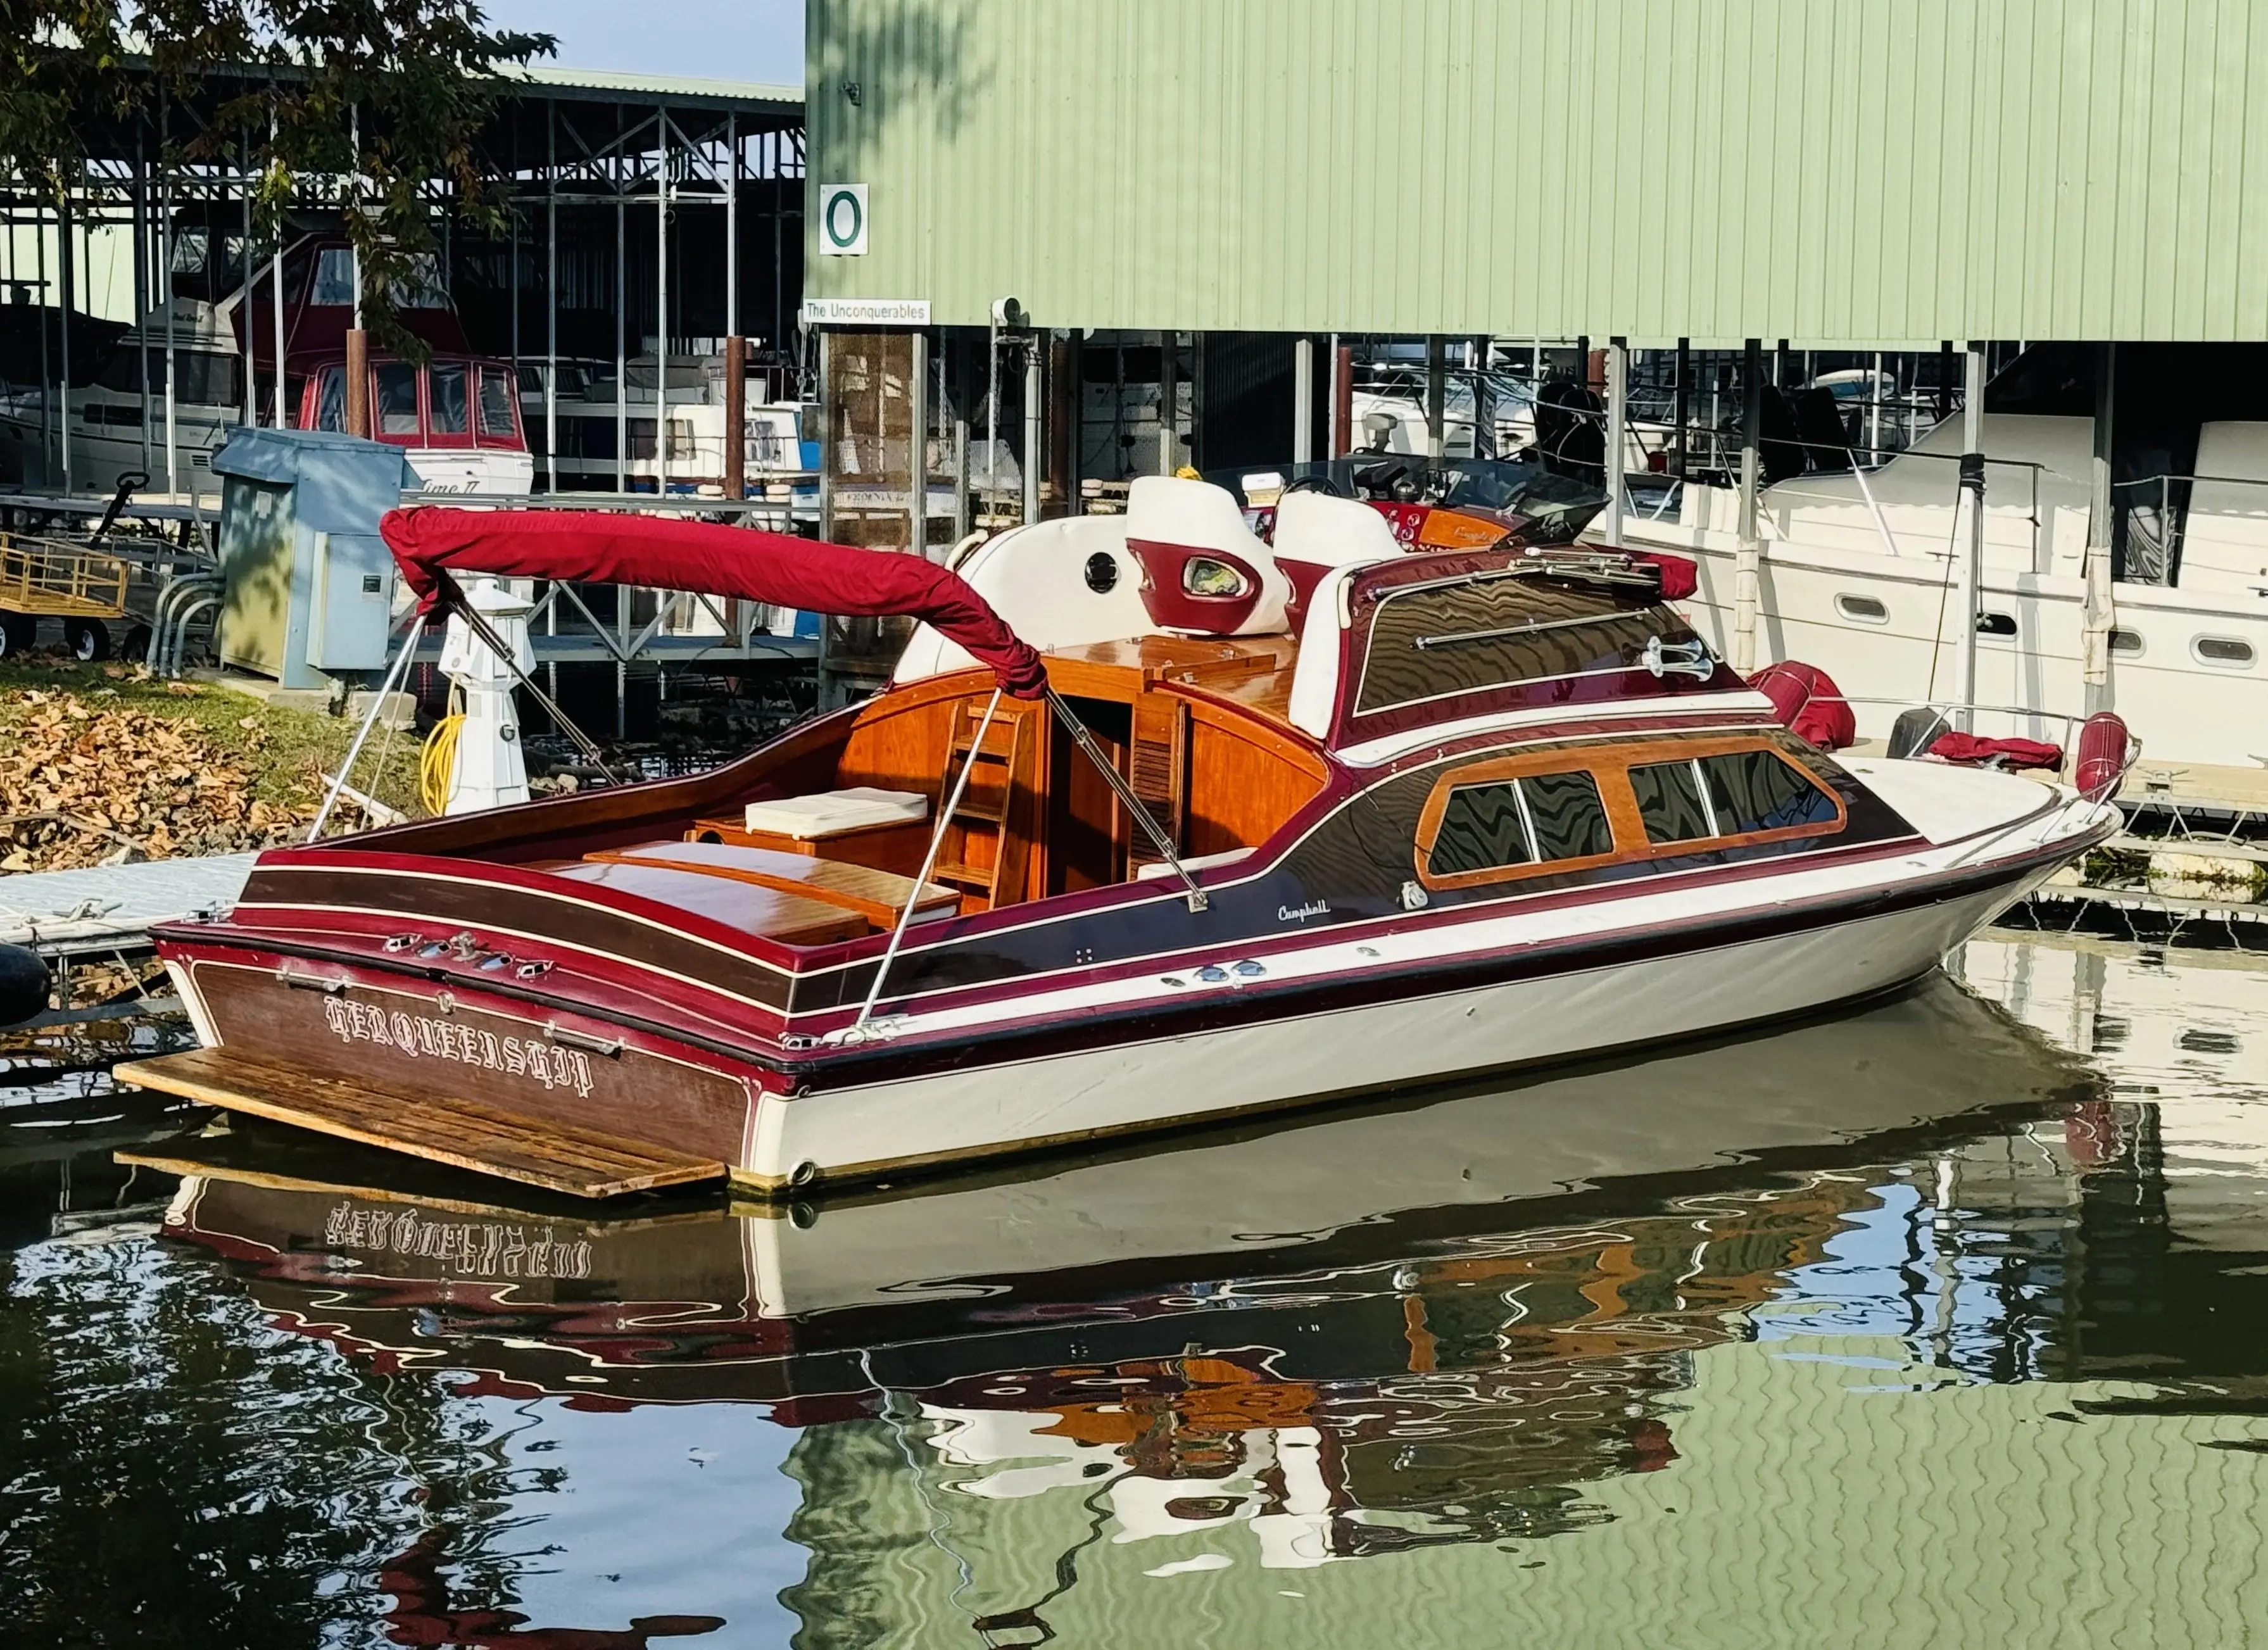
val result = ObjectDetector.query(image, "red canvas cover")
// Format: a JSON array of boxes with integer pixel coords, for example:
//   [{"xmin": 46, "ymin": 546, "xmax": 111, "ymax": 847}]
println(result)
[
  {"xmin": 2074, "ymin": 711, "xmax": 2134, "ymax": 801},
  {"xmin": 1749, "ymin": 660, "xmax": 1856, "ymax": 750},
  {"xmin": 1926, "ymin": 732, "xmax": 2065, "ymax": 771},
  {"xmin": 1629, "ymin": 551, "xmax": 1698, "ymax": 601},
  {"xmin": 381, "ymin": 508, "xmax": 1049, "ymax": 698}
]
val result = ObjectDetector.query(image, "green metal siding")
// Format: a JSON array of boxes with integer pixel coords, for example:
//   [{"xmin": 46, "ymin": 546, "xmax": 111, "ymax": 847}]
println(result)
[{"xmin": 807, "ymin": 0, "xmax": 2268, "ymax": 343}]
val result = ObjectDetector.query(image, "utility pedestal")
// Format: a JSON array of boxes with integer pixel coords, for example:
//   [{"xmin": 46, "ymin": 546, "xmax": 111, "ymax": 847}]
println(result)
[{"xmin": 439, "ymin": 577, "xmax": 534, "ymax": 814}]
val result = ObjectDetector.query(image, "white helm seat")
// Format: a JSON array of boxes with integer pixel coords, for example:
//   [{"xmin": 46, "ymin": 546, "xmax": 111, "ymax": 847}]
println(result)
[
  {"xmin": 1272, "ymin": 489, "xmax": 1403, "ymax": 632},
  {"xmin": 1124, "ymin": 475, "xmax": 1289, "ymax": 636}
]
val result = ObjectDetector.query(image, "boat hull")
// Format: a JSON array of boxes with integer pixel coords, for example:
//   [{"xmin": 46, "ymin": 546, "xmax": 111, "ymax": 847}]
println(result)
[
  {"xmin": 750, "ymin": 864, "xmax": 2047, "ymax": 1190},
  {"xmin": 137, "ymin": 843, "xmax": 2069, "ymax": 1196}
]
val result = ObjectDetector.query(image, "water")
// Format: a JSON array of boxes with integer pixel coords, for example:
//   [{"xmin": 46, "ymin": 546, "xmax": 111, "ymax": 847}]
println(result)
[{"xmin": 4, "ymin": 932, "xmax": 2268, "ymax": 1647}]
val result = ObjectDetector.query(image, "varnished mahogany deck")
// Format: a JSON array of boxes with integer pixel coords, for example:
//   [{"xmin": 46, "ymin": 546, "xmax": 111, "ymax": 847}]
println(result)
[
  {"xmin": 115, "ymin": 1049, "xmax": 726, "ymax": 1199},
  {"xmin": 1044, "ymin": 633, "xmax": 1302, "ymax": 727}
]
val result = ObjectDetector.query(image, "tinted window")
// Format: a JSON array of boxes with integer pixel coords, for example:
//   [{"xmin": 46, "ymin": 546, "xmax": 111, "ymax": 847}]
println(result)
[
  {"xmin": 478, "ymin": 368, "xmax": 517, "ymax": 437},
  {"xmin": 313, "ymin": 246, "xmax": 356, "ymax": 306},
  {"xmin": 374, "ymin": 362, "xmax": 420, "ymax": 436},
  {"xmin": 1520, "ymin": 771, "xmax": 1613, "ymax": 861},
  {"xmin": 96, "ymin": 349, "xmax": 142, "ymax": 393},
  {"xmin": 429, "ymin": 362, "xmax": 469, "ymax": 434},
  {"xmin": 1428, "ymin": 783, "xmax": 1532, "ymax": 878},
  {"xmin": 1702, "ymin": 750, "xmax": 1837, "ymax": 834},
  {"xmin": 1631, "ymin": 759, "xmax": 1713, "ymax": 844},
  {"xmin": 313, "ymin": 367, "xmax": 345, "ymax": 432}
]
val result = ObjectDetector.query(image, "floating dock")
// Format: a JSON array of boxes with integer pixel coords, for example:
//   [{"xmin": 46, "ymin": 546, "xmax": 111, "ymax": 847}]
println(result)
[{"xmin": 1, "ymin": 852, "xmax": 258, "ymax": 1029}]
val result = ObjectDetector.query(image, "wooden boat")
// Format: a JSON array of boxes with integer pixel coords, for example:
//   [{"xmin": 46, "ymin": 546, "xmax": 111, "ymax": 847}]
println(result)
[{"xmin": 116, "ymin": 477, "xmax": 2123, "ymax": 1198}]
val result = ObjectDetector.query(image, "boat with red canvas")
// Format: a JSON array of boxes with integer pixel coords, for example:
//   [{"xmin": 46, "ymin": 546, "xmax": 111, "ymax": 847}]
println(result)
[{"xmin": 116, "ymin": 474, "xmax": 2129, "ymax": 1198}]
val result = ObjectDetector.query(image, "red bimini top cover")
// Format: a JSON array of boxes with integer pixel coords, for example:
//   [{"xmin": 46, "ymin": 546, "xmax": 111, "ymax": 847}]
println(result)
[{"xmin": 381, "ymin": 507, "xmax": 1049, "ymax": 698}]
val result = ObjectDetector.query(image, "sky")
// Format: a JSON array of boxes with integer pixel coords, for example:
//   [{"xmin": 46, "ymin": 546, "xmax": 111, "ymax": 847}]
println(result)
[{"xmin": 483, "ymin": 0, "xmax": 804, "ymax": 86}]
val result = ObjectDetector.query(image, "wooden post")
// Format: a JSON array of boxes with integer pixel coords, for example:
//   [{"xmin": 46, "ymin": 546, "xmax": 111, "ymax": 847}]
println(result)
[
  {"xmin": 344, "ymin": 327, "xmax": 370, "ymax": 436},
  {"xmin": 723, "ymin": 334, "xmax": 747, "ymax": 498}
]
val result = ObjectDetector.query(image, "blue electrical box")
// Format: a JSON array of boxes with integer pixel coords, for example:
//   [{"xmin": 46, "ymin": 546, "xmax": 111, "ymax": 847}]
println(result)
[{"xmin": 211, "ymin": 427, "xmax": 417, "ymax": 689}]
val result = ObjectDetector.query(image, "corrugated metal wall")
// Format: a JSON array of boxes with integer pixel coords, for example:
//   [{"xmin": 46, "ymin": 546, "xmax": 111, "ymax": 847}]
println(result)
[{"xmin": 806, "ymin": 0, "xmax": 2268, "ymax": 343}]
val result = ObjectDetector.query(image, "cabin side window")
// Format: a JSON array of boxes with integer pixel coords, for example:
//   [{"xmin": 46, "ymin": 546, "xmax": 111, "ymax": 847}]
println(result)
[
  {"xmin": 1629, "ymin": 748, "xmax": 1839, "ymax": 848},
  {"xmin": 1425, "ymin": 769, "xmax": 1613, "ymax": 882},
  {"xmin": 1700, "ymin": 749, "xmax": 1839, "ymax": 834}
]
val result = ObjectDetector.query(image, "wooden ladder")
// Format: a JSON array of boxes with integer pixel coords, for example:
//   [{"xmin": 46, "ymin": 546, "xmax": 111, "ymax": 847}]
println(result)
[{"xmin": 933, "ymin": 700, "xmax": 1035, "ymax": 913}]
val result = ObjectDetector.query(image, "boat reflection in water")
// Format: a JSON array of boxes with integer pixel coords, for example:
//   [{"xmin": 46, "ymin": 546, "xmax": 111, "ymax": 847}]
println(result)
[{"xmin": 133, "ymin": 969, "xmax": 2202, "ymax": 1632}]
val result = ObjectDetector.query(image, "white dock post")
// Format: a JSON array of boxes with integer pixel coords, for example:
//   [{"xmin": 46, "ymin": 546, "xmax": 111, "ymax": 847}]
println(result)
[
  {"xmin": 1732, "ymin": 338, "xmax": 1762, "ymax": 673},
  {"xmin": 1955, "ymin": 343, "xmax": 1986, "ymax": 724},
  {"xmin": 1604, "ymin": 337, "xmax": 1627, "ymax": 545},
  {"xmin": 1292, "ymin": 336, "xmax": 1314, "ymax": 466},
  {"xmin": 2083, "ymin": 342, "xmax": 2117, "ymax": 712},
  {"xmin": 1424, "ymin": 334, "xmax": 1446, "ymax": 462},
  {"xmin": 1023, "ymin": 337, "xmax": 1042, "ymax": 524}
]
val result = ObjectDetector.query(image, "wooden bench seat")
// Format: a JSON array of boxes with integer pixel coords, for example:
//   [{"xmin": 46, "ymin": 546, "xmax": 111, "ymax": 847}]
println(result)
[
  {"xmin": 688, "ymin": 814, "xmax": 935, "ymax": 876},
  {"xmin": 546, "ymin": 860, "xmax": 867, "ymax": 946},
  {"xmin": 588, "ymin": 840, "xmax": 958, "ymax": 928}
]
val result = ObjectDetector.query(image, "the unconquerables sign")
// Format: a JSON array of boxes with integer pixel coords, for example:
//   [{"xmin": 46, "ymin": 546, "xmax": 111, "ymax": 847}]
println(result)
[{"xmin": 321, "ymin": 997, "xmax": 596, "ymax": 1099}]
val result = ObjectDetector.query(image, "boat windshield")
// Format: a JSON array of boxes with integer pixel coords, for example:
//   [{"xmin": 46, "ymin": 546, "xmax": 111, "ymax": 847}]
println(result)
[
  {"xmin": 94, "ymin": 347, "xmax": 240, "ymax": 408},
  {"xmin": 311, "ymin": 246, "xmax": 449, "ymax": 310},
  {"xmin": 1200, "ymin": 454, "xmax": 1608, "ymax": 545}
]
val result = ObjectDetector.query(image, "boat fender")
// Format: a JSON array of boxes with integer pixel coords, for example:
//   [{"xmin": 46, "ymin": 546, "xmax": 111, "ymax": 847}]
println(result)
[
  {"xmin": 1751, "ymin": 660, "xmax": 1856, "ymax": 751},
  {"xmin": 2075, "ymin": 712, "xmax": 2135, "ymax": 802},
  {"xmin": 0, "ymin": 944, "xmax": 53, "ymax": 1028}
]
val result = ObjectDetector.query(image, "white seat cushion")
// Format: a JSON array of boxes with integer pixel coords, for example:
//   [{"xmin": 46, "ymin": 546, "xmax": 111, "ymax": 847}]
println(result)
[{"xmin": 743, "ymin": 787, "xmax": 929, "ymax": 840}]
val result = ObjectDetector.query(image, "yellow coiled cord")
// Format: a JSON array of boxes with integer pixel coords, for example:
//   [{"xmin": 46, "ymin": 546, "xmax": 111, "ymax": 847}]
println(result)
[{"xmin": 419, "ymin": 708, "xmax": 465, "ymax": 816}]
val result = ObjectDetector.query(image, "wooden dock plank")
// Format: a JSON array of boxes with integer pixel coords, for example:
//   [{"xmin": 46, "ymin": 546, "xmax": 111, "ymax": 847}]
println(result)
[{"xmin": 113, "ymin": 1050, "xmax": 724, "ymax": 1199}]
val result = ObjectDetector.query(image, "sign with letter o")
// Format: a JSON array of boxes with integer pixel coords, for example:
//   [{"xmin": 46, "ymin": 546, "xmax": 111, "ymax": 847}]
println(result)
[{"xmin": 818, "ymin": 184, "xmax": 868, "ymax": 256}]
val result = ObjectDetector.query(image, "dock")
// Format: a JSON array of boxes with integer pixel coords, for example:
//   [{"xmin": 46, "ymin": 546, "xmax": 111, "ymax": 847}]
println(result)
[
  {"xmin": 0, "ymin": 852, "xmax": 259, "ymax": 955},
  {"xmin": 1, "ymin": 852, "xmax": 258, "ymax": 1029}
]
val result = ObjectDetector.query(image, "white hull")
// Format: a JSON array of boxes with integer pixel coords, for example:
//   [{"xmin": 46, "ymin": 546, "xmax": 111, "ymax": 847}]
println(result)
[
  {"xmin": 750, "ymin": 957, "xmax": 2081, "ymax": 1318},
  {"xmin": 755, "ymin": 866, "xmax": 2056, "ymax": 1188},
  {"xmin": 1618, "ymin": 413, "xmax": 2268, "ymax": 769}
]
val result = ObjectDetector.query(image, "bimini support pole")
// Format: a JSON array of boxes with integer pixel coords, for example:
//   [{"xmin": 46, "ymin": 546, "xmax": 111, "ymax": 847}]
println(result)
[
  {"xmin": 433, "ymin": 574, "xmax": 620, "ymax": 785},
  {"xmin": 848, "ymin": 687, "xmax": 1003, "ymax": 1039},
  {"xmin": 307, "ymin": 614, "xmax": 427, "ymax": 841},
  {"xmin": 1044, "ymin": 688, "xmax": 1209, "ymax": 913}
]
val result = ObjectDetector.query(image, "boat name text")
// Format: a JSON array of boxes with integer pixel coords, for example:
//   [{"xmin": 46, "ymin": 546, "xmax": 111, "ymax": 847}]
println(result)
[
  {"xmin": 322, "ymin": 1200, "xmax": 593, "ymax": 1279},
  {"xmin": 320, "ymin": 998, "xmax": 595, "ymax": 1098},
  {"xmin": 1278, "ymin": 900, "xmax": 1332, "ymax": 924}
]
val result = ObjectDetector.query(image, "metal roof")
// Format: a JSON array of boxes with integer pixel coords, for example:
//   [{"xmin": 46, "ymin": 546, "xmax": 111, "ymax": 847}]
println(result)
[
  {"xmin": 806, "ymin": 0, "xmax": 2268, "ymax": 344},
  {"xmin": 504, "ymin": 65, "xmax": 803, "ymax": 116}
]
